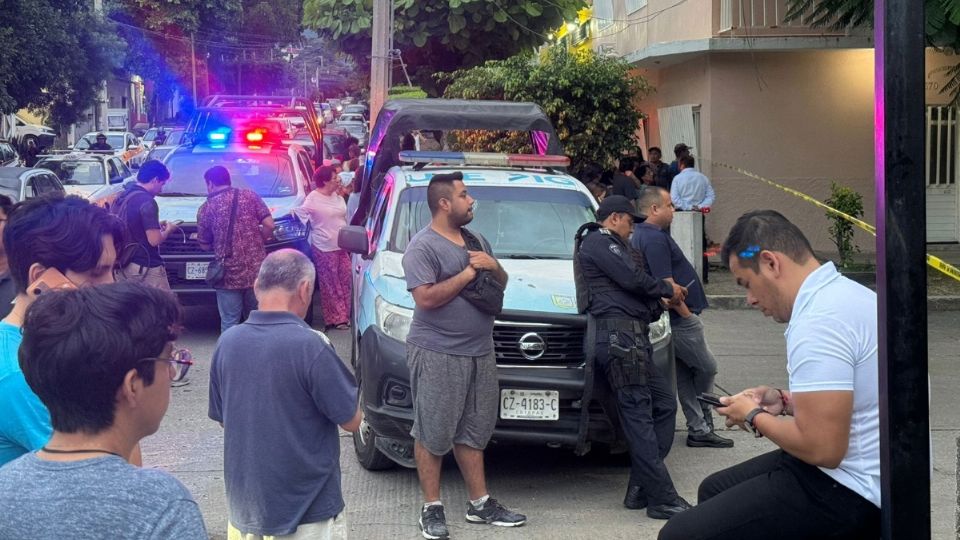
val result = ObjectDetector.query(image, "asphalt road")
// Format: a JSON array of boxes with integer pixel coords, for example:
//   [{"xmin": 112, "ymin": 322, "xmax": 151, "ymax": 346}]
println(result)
[{"xmin": 141, "ymin": 305, "xmax": 960, "ymax": 540}]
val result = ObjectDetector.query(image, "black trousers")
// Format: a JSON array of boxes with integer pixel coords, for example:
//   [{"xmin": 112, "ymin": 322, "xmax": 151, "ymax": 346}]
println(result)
[
  {"xmin": 596, "ymin": 335, "xmax": 679, "ymax": 505},
  {"xmin": 658, "ymin": 450, "xmax": 880, "ymax": 540}
]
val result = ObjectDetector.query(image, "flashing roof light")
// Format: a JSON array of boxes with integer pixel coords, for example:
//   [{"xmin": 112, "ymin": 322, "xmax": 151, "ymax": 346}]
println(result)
[
  {"xmin": 207, "ymin": 128, "xmax": 231, "ymax": 143},
  {"xmin": 245, "ymin": 128, "xmax": 267, "ymax": 143},
  {"xmin": 398, "ymin": 151, "xmax": 570, "ymax": 169}
]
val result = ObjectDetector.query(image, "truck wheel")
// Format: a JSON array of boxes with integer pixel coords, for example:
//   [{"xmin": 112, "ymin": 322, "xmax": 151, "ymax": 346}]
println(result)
[{"xmin": 352, "ymin": 379, "xmax": 395, "ymax": 470}]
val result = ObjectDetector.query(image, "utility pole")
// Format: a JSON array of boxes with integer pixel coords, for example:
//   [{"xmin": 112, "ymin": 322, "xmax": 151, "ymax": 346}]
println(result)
[
  {"xmin": 370, "ymin": 0, "xmax": 393, "ymax": 124},
  {"xmin": 93, "ymin": 0, "xmax": 108, "ymax": 132},
  {"xmin": 874, "ymin": 0, "xmax": 930, "ymax": 538},
  {"xmin": 191, "ymin": 34, "xmax": 198, "ymax": 105}
]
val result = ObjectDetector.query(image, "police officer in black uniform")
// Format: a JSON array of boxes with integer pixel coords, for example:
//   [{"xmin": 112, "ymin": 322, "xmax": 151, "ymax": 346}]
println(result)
[{"xmin": 575, "ymin": 195, "xmax": 692, "ymax": 520}]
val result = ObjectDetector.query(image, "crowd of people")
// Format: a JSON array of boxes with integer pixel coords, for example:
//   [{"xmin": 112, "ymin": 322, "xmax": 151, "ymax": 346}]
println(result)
[{"xmin": 0, "ymin": 154, "xmax": 880, "ymax": 539}]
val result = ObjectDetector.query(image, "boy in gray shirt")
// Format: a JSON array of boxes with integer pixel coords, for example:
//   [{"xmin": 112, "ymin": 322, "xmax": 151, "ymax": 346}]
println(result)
[{"xmin": 0, "ymin": 282, "xmax": 206, "ymax": 539}]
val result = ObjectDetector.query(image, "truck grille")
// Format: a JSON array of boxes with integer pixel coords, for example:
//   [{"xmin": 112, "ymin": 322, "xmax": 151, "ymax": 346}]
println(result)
[
  {"xmin": 159, "ymin": 226, "xmax": 203, "ymax": 255},
  {"xmin": 493, "ymin": 323, "xmax": 584, "ymax": 366}
]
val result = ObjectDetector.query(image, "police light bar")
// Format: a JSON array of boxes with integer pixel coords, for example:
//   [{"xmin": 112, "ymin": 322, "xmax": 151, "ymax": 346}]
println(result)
[
  {"xmin": 207, "ymin": 127, "xmax": 231, "ymax": 143},
  {"xmin": 398, "ymin": 151, "xmax": 569, "ymax": 168}
]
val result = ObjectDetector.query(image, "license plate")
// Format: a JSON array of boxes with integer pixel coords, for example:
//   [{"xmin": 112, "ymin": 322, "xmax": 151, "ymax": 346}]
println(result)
[
  {"xmin": 185, "ymin": 262, "xmax": 208, "ymax": 280},
  {"xmin": 499, "ymin": 389, "xmax": 559, "ymax": 421}
]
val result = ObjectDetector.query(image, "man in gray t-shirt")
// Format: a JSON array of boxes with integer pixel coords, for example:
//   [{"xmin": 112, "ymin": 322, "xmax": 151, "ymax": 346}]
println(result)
[{"xmin": 401, "ymin": 172, "xmax": 526, "ymax": 540}]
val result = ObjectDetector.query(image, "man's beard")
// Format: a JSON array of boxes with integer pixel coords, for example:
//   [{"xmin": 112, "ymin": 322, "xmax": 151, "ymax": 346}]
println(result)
[{"xmin": 452, "ymin": 208, "xmax": 474, "ymax": 227}]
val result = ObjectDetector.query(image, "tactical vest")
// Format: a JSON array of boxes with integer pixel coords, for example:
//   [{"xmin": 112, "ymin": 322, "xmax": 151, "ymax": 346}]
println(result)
[{"xmin": 573, "ymin": 223, "xmax": 619, "ymax": 314}]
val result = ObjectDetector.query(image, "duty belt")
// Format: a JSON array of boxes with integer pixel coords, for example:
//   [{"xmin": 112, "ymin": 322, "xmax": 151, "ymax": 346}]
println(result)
[{"xmin": 596, "ymin": 318, "xmax": 648, "ymax": 335}]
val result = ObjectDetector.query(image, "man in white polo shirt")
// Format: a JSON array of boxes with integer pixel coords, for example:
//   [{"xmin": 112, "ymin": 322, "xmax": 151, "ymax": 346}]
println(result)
[{"xmin": 659, "ymin": 210, "xmax": 879, "ymax": 539}]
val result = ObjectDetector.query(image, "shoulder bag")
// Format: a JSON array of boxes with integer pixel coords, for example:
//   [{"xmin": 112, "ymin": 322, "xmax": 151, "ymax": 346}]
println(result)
[
  {"xmin": 205, "ymin": 189, "xmax": 239, "ymax": 287},
  {"xmin": 458, "ymin": 227, "xmax": 505, "ymax": 316}
]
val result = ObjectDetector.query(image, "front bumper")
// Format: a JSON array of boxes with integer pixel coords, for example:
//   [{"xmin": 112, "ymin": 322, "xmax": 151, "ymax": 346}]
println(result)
[{"xmin": 357, "ymin": 317, "xmax": 675, "ymax": 462}]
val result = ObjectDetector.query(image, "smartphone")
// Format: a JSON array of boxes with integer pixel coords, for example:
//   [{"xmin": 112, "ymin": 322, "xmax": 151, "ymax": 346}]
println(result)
[
  {"xmin": 27, "ymin": 268, "xmax": 77, "ymax": 297},
  {"xmin": 696, "ymin": 392, "xmax": 725, "ymax": 408}
]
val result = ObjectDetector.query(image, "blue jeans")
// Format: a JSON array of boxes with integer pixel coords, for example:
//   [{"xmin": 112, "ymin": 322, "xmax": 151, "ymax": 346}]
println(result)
[{"xmin": 215, "ymin": 288, "xmax": 257, "ymax": 334}]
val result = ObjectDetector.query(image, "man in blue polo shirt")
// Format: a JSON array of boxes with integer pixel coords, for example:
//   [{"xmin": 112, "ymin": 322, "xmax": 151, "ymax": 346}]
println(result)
[{"xmin": 632, "ymin": 187, "xmax": 733, "ymax": 448}]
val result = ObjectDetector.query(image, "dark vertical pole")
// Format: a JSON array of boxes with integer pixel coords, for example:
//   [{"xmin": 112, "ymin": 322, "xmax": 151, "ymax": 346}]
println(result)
[{"xmin": 875, "ymin": 0, "xmax": 930, "ymax": 538}]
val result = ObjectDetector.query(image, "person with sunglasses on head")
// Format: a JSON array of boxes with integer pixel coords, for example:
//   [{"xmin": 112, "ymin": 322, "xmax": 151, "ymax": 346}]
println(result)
[
  {"xmin": 0, "ymin": 282, "xmax": 206, "ymax": 539},
  {"xmin": 0, "ymin": 193, "xmax": 135, "ymax": 467}
]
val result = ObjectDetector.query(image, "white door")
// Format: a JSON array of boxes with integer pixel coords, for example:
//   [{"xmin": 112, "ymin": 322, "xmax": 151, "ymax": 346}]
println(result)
[{"xmin": 926, "ymin": 106, "xmax": 960, "ymax": 243}]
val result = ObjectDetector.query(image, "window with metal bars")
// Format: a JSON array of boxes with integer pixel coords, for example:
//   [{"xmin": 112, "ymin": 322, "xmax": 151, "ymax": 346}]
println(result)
[{"xmin": 926, "ymin": 106, "xmax": 958, "ymax": 186}]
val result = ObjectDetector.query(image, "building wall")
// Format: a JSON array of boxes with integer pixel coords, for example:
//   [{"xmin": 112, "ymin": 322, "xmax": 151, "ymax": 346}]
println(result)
[
  {"xmin": 638, "ymin": 49, "xmax": 876, "ymax": 255},
  {"xmin": 593, "ymin": 0, "xmax": 715, "ymax": 57}
]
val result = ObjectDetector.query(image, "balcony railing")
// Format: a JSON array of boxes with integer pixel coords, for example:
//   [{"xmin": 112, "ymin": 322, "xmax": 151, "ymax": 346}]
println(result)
[{"xmin": 717, "ymin": 0, "xmax": 849, "ymax": 36}]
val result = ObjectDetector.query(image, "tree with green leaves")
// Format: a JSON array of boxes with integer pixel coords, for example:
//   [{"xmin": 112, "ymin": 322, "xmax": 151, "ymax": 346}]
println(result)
[
  {"xmin": 303, "ymin": 0, "xmax": 586, "ymax": 95},
  {"xmin": 440, "ymin": 48, "xmax": 653, "ymax": 176},
  {"xmin": 786, "ymin": 0, "xmax": 960, "ymax": 103},
  {"xmin": 0, "ymin": 0, "xmax": 125, "ymax": 129}
]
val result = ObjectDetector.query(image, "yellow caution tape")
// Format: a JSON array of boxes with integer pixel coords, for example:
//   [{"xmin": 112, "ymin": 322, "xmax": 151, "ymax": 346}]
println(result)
[{"xmin": 710, "ymin": 160, "xmax": 960, "ymax": 283}]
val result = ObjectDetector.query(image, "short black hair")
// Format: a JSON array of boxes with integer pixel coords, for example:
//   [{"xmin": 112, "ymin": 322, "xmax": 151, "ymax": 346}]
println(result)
[
  {"xmin": 679, "ymin": 155, "xmax": 695, "ymax": 169},
  {"xmin": 637, "ymin": 185, "xmax": 667, "ymax": 215},
  {"xmin": 648, "ymin": 146, "xmax": 662, "ymax": 155},
  {"xmin": 313, "ymin": 165, "xmax": 337, "ymax": 188},
  {"xmin": 636, "ymin": 163, "xmax": 652, "ymax": 178},
  {"xmin": 204, "ymin": 165, "xmax": 231, "ymax": 186},
  {"xmin": 0, "ymin": 194, "xmax": 13, "ymax": 216},
  {"xmin": 721, "ymin": 210, "xmax": 815, "ymax": 271},
  {"xmin": 4, "ymin": 194, "xmax": 124, "ymax": 293},
  {"xmin": 20, "ymin": 282, "xmax": 182, "ymax": 434},
  {"xmin": 137, "ymin": 159, "xmax": 170, "ymax": 183},
  {"xmin": 618, "ymin": 156, "xmax": 639, "ymax": 173},
  {"xmin": 427, "ymin": 171, "xmax": 464, "ymax": 214}
]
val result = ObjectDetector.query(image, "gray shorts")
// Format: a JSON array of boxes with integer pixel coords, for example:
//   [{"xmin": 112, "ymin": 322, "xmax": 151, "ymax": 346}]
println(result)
[{"xmin": 407, "ymin": 343, "xmax": 499, "ymax": 455}]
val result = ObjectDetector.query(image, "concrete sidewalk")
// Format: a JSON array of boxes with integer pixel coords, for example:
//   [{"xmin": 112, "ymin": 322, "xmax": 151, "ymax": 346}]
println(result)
[{"xmin": 704, "ymin": 264, "xmax": 960, "ymax": 311}]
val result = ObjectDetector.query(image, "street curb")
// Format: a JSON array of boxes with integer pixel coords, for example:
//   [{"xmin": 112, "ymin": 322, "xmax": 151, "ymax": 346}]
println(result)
[{"xmin": 708, "ymin": 295, "xmax": 960, "ymax": 311}]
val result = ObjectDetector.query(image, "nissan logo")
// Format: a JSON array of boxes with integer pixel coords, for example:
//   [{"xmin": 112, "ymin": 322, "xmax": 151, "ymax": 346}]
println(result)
[{"xmin": 518, "ymin": 332, "xmax": 547, "ymax": 360}]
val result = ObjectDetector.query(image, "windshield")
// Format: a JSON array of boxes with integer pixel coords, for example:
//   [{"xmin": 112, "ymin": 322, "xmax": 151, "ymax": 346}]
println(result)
[
  {"xmin": 162, "ymin": 152, "xmax": 297, "ymax": 198},
  {"xmin": 76, "ymin": 134, "xmax": 124, "ymax": 150},
  {"xmin": 392, "ymin": 186, "xmax": 595, "ymax": 259},
  {"xmin": 164, "ymin": 129, "xmax": 185, "ymax": 146},
  {"xmin": 143, "ymin": 129, "xmax": 158, "ymax": 142},
  {"xmin": 35, "ymin": 160, "xmax": 104, "ymax": 185},
  {"xmin": 339, "ymin": 115, "xmax": 364, "ymax": 124}
]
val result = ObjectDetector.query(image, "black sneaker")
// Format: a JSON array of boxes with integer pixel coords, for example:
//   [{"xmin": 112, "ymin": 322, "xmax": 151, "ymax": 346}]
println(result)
[
  {"xmin": 623, "ymin": 485, "xmax": 648, "ymax": 509},
  {"xmin": 686, "ymin": 431, "xmax": 734, "ymax": 448},
  {"xmin": 419, "ymin": 504, "xmax": 449, "ymax": 539},
  {"xmin": 465, "ymin": 498, "xmax": 527, "ymax": 527},
  {"xmin": 646, "ymin": 496, "xmax": 693, "ymax": 520}
]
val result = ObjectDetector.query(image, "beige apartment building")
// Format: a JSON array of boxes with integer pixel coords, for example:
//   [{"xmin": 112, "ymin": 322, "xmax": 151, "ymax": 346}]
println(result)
[{"xmin": 589, "ymin": 0, "xmax": 959, "ymax": 255}]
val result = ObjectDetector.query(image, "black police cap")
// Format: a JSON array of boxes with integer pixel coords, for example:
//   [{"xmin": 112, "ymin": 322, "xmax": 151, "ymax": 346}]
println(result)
[{"xmin": 596, "ymin": 195, "xmax": 642, "ymax": 221}]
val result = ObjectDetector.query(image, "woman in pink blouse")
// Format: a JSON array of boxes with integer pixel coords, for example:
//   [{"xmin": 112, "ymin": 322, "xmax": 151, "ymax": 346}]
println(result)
[{"xmin": 295, "ymin": 166, "xmax": 351, "ymax": 330}]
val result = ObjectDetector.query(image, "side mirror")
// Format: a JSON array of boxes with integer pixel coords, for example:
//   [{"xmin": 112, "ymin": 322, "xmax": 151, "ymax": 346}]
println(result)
[
  {"xmin": 109, "ymin": 176, "xmax": 123, "ymax": 185},
  {"xmin": 338, "ymin": 225, "xmax": 370, "ymax": 257}
]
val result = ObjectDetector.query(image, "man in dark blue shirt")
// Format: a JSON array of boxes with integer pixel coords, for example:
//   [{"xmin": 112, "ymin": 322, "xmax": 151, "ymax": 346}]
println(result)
[
  {"xmin": 576, "ymin": 195, "xmax": 692, "ymax": 520},
  {"xmin": 632, "ymin": 187, "xmax": 733, "ymax": 449}
]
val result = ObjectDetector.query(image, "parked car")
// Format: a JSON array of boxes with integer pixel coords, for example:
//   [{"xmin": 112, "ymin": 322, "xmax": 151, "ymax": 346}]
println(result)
[
  {"xmin": 88, "ymin": 117, "xmax": 315, "ymax": 311},
  {"xmin": 334, "ymin": 113, "xmax": 368, "ymax": 147},
  {"xmin": 73, "ymin": 131, "xmax": 147, "ymax": 166},
  {"xmin": 339, "ymin": 99, "xmax": 675, "ymax": 470},
  {"xmin": 0, "ymin": 167, "xmax": 66, "ymax": 202},
  {"xmin": 34, "ymin": 152, "xmax": 133, "ymax": 200},
  {"xmin": 2, "ymin": 114, "xmax": 56, "ymax": 149},
  {"xmin": 144, "ymin": 128, "xmax": 187, "ymax": 162},
  {"xmin": 142, "ymin": 126, "xmax": 185, "ymax": 150},
  {"xmin": 0, "ymin": 141, "xmax": 19, "ymax": 167},
  {"xmin": 343, "ymin": 103, "xmax": 369, "ymax": 120}
]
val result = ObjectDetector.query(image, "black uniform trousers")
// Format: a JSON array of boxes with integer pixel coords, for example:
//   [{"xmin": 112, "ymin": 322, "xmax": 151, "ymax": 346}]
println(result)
[
  {"xmin": 595, "ymin": 329, "xmax": 679, "ymax": 506},
  {"xmin": 658, "ymin": 450, "xmax": 880, "ymax": 539}
]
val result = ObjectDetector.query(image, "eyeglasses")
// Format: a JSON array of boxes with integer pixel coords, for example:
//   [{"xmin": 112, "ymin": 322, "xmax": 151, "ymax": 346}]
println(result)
[{"xmin": 138, "ymin": 348, "xmax": 194, "ymax": 382}]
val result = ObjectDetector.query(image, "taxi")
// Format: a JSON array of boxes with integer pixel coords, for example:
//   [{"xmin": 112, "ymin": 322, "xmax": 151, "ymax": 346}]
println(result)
[
  {"xmin": 73, "ymin": 131, "xmax": 148, "ymax": 166},
  {"xmin": 34, "ymin": 152, "xmax": 134, "ymax": 199},
  {"xmin": 337, "ymin": 151, "xmax": 675, "ymax": 470}
]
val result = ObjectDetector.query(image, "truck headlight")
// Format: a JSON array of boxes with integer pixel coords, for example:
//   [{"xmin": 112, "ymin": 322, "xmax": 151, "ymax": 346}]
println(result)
[
  {"xmin": 649, "ymin": 311, "xmax": 672, "ymax": 345},
  {"xmin": 376, "ymin": 296, "xmax": 413, "ymax": 342},
  {"xmin": 272, "ymin": 216, "xmax": 307, "ymax": 242}
]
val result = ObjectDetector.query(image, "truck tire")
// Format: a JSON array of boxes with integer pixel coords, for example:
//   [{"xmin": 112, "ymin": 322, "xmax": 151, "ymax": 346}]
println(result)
[{"xmin": 352, "ymin": 377, "xmax": 395, "ymax": 471}]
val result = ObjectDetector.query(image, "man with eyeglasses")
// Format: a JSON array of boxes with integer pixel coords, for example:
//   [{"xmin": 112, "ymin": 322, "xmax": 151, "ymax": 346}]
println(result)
[
  {"xmin": 209, "ymin": 249, "xmax": 361, "ymax": 539},
  {"xmin": 0, "ymin": 194, "xmax": 132, "ymax": 467},
  {"xmin": 0, "ymin": 282, "xmax": 207, "ymax": 539},
  {"xmin": 115, "ymin": 159, "xmax": 179, "ymax": 290}
]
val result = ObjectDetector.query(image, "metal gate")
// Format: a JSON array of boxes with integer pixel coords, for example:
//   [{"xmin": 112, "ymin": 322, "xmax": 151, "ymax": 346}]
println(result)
[{"xmin": 926, "ymin": 105, "xmax": 960, "ymax": 242}]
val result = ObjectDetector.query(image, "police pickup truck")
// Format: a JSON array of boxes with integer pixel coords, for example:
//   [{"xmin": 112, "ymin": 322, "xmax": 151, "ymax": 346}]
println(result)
[{"xmin": 338, "ymin": 150, "xmax": 674, "ymax": 469}]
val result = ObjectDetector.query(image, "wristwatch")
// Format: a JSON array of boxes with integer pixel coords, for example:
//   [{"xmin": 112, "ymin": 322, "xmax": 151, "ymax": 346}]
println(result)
[{"xmin": 744, "ymin": 407, "xmax": 770, "ymax": 438}]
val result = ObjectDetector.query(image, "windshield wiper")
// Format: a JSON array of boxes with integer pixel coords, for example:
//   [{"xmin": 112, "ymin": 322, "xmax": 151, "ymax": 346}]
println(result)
[
  {"xmin": 157, "ymin": 192, "xmax": 203, "ymax": 197},
  {"xmin": 502, "ymin": 254, "xmax": 567, "ymax": 260}
]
